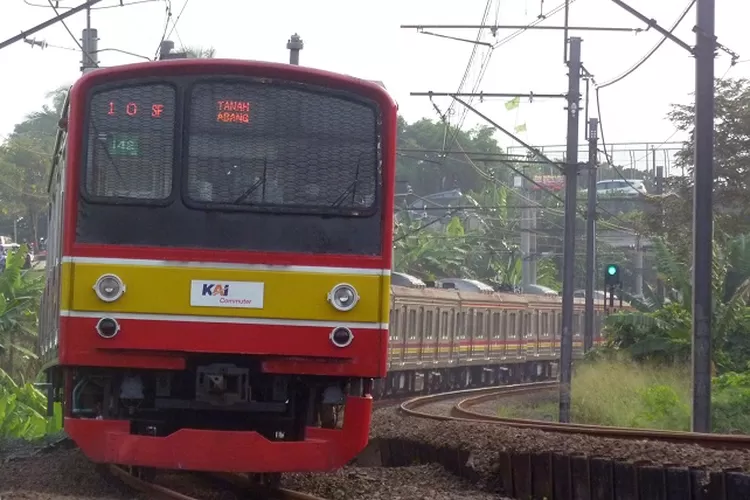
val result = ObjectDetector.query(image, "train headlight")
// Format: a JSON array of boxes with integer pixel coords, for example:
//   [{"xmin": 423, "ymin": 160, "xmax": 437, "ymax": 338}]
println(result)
[
  {"xmin": 96, "ymin": 317, "xmax": 120, "ymax": 339},
  {"xmin": 327, "ymin": 283, "xmax": 359, "ymax": 312},
  {"xmin": 93, "ymin": 274, "xmax": 126, "ymax": 303},
  {"xmin": 330, "ymin": 327, "xmax": 354, "ymax": 348}
]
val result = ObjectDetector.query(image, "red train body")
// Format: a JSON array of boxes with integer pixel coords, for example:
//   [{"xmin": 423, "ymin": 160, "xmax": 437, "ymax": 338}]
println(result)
[{"xmin": 38, "ymin": 59, "xmax": 397, "ymax": 477}]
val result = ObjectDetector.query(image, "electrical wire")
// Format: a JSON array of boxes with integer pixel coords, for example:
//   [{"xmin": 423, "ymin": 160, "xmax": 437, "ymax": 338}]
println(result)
[
  {"xmin": 164, "ymin": 0, "xmax": 189, "ymax": 44},
  {"xmin": 444, "ymin": 0, "xmax": 494, "ymax": 124},
  {"xmin": 24, "ymin": 0, "xmax": 160, "ymax": 8},
  {"xmin": 46, "ymin": 0, "xmax": 98, "ymax": 67},
  {"xmin": 596, "ymin": 0, "xmax": 696, "ymax": 90},
  {"xmin": 153, "ymin": 0, "xmax": 172, "ymax": 59},
  {"xmin": 442, "ymin": 0, "xmax": 578, "ymax": 155}
]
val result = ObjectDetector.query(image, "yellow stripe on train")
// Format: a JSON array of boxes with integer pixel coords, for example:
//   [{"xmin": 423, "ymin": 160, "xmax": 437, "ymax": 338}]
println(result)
[{"xmin": 62, "ymin": 262, "xmax": 389, "ymax": 323}]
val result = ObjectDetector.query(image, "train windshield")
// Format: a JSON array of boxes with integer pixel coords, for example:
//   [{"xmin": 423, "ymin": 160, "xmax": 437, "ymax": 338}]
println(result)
[
  {"xmin": 85, "ymin": 84, "xmax": 176, "ymax": 201},
  {"xmin": 186, "ymin": 81, "xmax": 379, "ymax": 214}
]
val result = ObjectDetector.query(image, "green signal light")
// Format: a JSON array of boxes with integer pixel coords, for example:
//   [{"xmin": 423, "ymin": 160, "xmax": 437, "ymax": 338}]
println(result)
[{"xmin": 607, "ymin": 265, "xmax": 617, "ymax": 276}]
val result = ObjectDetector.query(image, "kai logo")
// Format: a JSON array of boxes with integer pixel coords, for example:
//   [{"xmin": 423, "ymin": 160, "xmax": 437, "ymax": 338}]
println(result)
[
  {"xmin": 191, "ymin": 280, "xmax": 264, "ymax": 309},
  {"xmin": 202, "ymin": 283, "xmax": 229, "ymax": 297}
]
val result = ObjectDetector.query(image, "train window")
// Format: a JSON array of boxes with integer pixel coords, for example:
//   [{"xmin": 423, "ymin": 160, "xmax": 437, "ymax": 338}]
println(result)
[
  {"xmin": 418, "ymin": 306, "xmax": 425, "ymax": 338},
  {"xmin": 186, "ymin": 82, "xmax": 378, "ymax": 214},
  {"xmin": 389, "ymin": 308, "xmax": 399, "ymax": 340},
  {"xmin": 573, "ymin": 313, "xmax": 581, "ymax": 335},
  {"xmin": 492, "ymin": 312, "xmax": 502, "ymax": 338},
  {"xmin": 458, "ymin": 311, "xmax": 466, "ymax": 339},
  {"xmin": 434, "ymin": 308, "xmax": 440, "ymax": 340},
  {"xmin": 450, "ymin": 311, "xmax": 456, "ymax": 339},
  {"xmin": 556, "ymin": 313, "xmax": 562, "ymax": 335},
  {"xmin": 508, "ymin": 312, "xmax": 517, "ymax": 338},
  {"xmin": 408, "ymin": 309, "xmax": 417, "ymax": 340},
  {"xmin": 467, "ymin": 309, "xmax": 475, "ymax": 338},
  {"xmin": 425, "ymin": 310, "xmax": 434, "ymax": 340},
  {"xmin": 476, "ymin": 311, "xmax": 485, "ymax": 339},
  {"xmin": 85, "ymin": 84, "xmax": 176, "ymax": 201},
  {"xmin": 441, "ymin": 311, "xmax": 449, "ymax": 339},
  {"xmin": 541, "ymin": 312, "xmax": 549, "ymax": 336}
]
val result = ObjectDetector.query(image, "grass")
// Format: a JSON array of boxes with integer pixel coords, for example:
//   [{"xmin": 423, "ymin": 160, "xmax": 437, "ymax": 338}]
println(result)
[{"xmin": 498, "ymin": 360, "xmax": 693, "ymax": 431}]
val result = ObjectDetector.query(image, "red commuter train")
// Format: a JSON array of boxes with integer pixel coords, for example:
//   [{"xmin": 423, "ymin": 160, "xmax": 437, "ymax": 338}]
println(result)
[{"xmin": 38, "ymin": 58, "xmax": 397, "ymax": 482}]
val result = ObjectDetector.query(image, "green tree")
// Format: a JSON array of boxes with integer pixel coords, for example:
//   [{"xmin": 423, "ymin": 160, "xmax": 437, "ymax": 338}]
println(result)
[
  {"xmin": 644, "ymin": 77, "xmax": 750, "ymax": 258},
  {"xmin": 0, "ymin": 246, "xmax": 44, "ymax": 381},
  {"xmin": 602, "ymin": 235, "xmax": 750, "ymax": 372},
  {"xmin": 180, "ymin": 46, "xmax": 216, "ymax": 59},
  {"xmin": 0, "ymin": 87, "xmax": 67, "ymax": 244}
]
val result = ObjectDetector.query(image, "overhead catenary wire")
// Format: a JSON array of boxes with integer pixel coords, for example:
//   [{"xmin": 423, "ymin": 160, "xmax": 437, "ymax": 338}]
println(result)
[
  {"xmin": 596, "ymin": 0, "xmax": 696, "ymax": 90},
  {"xmin": 46, "ymin": 0, "xmax": 99, "ymax": 68}
]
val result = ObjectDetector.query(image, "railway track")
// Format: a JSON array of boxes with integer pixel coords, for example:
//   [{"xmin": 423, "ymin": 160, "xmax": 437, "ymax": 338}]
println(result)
[
  {"xmin": 401, "ymin": 381, "xmax": 750, "ymax": 450},
  {"xmin": 108, "ymin": 464, "xmax": 327, "ymax": 500}
]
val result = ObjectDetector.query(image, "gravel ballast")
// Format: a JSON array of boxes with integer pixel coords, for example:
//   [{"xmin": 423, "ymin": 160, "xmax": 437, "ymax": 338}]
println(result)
[
  {"xmin": 371, "ymin": 406, "xmax": 750, "ymax": 477},
  {"xmin": 284, "ymin": 464, "xmax": 506, "ymax": 500},
  {"xmin": 0, "ymin": 446, "xmax": 136, "ymax": 500}
]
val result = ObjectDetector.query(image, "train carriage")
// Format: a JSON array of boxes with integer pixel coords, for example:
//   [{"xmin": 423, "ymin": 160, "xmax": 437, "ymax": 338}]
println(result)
[
  {"xmin": 38, "ymin": 58, "xmax": 398, "ymax": 477},
  {"xmin": 382, "ymin": 282, "xmax": 629, "ymax": 396}
]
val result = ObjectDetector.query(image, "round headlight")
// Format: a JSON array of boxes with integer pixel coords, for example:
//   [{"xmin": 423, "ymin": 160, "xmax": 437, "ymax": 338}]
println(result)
[
  {"xmin": 93, "ymin": 274, "xmax": 126, "ymax": 303},
  {"xmin": 96, "ymin": 317, "xmax": 120, "ymax": 339},
  {"xmin": 327, "ymin": 283, "xmax": 359, "ymax": 312},
  {"xmin": 330, "ymin": 327, "xmax": 354, "ymax": 348}
]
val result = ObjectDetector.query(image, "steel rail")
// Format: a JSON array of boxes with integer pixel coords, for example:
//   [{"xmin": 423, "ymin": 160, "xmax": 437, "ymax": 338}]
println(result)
[{"xmin": 400, "ymin": 382, "xmax": 750, "ymax": 451}]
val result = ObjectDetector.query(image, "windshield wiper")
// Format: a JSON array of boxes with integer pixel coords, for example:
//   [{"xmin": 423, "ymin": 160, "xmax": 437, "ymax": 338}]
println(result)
[
  {"xmin": 234, "ymin": 158, "xmax": 268, "ymax": 204},
  {"xmin": 330, "ymin": 157, "xmax": 362, "ymax": 208}
]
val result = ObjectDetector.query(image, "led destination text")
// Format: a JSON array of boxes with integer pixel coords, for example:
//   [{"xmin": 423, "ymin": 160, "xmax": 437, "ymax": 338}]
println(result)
[{"xmin": 216, "ymin": 100, "xmax": 251, "ymax": 124}]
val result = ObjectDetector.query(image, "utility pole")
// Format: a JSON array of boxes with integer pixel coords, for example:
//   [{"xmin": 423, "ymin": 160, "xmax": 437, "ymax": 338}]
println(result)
[
  {"xmin": 656, "ymin": 164, "xmax": 665, "ymax": 300},
  {"xmin": 81, "ymin": 7, "xmax": 98, "ymax": 74},
  {"xmin": 287, "ymin": 33, "xmax": 304, "ymax": 65},
  {"xmin": 584, "ymin": 117, "xmax": 598, "ymax": 353},
  {"xmin": 515, "ymin": 176, "xmax": 536, "ymax": 290},
  {"xmin": 558, "ymin": 36, "xmax": 582, "ymax": 424},
  {"xmin": 692, "ymin": 0, "xmax": 715, "ymax": 434}
]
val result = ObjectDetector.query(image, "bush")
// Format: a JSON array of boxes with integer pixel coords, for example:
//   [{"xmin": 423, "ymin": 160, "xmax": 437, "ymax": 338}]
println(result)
[{"xmin": 0, "ymin": 368, "xmax": 61, "ymax": 440}]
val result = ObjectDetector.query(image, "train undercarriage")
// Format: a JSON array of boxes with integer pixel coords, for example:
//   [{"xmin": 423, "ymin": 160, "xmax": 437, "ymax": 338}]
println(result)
[{"xmin": 373, "ymin": 360, "xmax": 557, "ymax": 398}]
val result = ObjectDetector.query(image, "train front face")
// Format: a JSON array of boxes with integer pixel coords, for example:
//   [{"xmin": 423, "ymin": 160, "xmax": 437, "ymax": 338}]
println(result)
[{"xmin": 59, "ymin": 60, "xmax": 396, "ymax": 473}]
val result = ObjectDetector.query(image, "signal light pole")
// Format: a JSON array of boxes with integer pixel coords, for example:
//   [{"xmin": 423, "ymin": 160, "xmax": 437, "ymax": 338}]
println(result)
[{"xmin": 603, "ymin": 264, "xmax": 622, "ymax": 314}]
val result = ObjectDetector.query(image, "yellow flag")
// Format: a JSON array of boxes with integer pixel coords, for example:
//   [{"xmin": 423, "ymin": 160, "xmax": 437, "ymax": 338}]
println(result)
[
  {"xmin": 514, "ymin": 123, "xmax": 527, "ymax": 133},
  {"xmin": 505, "ymin": 96, "xmax": 520, "ymax": 111}
]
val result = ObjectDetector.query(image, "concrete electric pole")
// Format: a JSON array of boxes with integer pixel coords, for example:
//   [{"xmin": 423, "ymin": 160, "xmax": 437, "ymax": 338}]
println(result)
[{"xmin": 287, "ymin": 33, "xmax": 304, "ymax": 65}]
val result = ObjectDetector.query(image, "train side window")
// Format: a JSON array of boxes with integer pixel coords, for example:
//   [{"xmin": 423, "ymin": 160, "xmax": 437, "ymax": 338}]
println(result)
[
  {"xmin": 441, "ymin": 311, "xmax": 449, "ymax": 339},
  {"xmin": 528, "ymin": 312, "xmax": 533, "ymax": 338},
  {"xmin": 556, "ymin": 313, "xmax": 562, "ymax": 335},
  {"xmin": 450, "ymin": 311, "xmax": 456, "ymax": 339},
  {"xmin": 573, "ymin": 313, "xmax": 581, "ymax": 335},
  {"xmin": 467, "ymin": 308, "xmax": 475, "ymax": 338},
  {"xmin": 458, "ymin": 311, "xmax": 466, "ymax": 339},
  {"xmin": 408, "ymin": 308, "xmax": 417, "ymax": 340},
  {"xmin": 418, "ymin": 306, "xmax": 425, "ymax": 338},
  {"xmin": 492, "ymin": 312, "xmax": 502, "ymax": 338},
  {"xmin": 476, "ymin": 311, "xmax": 485, "ymax": 339},
  {"xmin": 508, "ymin": 312, "xmax": 517, "ymax": 338},
  {"xmin": 389, "ymin": 308, "xmax": 399, "ymax": 340},
  {"xmin": 425, "ymin": 310, "xmax": 434, "ymax": 340},
  {"xmin": 541, "ymin": 312, "xmax": 549, "ymax": 336}
]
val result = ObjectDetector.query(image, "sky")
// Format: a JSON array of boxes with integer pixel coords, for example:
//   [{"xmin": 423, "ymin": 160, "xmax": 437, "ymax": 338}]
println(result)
[{"xmin": 1, "ymin": 0, "xmax": 749, "ymax": 172}]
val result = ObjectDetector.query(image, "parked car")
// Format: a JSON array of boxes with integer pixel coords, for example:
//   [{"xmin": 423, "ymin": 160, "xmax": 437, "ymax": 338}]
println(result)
[{"xmin": 596, "ymin": 179, "xmax": 647, "ymax": 197}]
